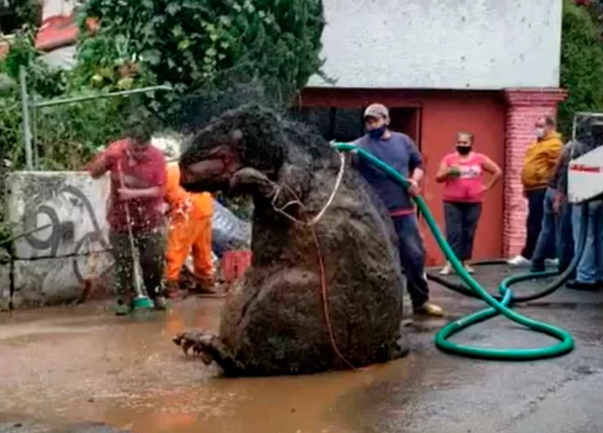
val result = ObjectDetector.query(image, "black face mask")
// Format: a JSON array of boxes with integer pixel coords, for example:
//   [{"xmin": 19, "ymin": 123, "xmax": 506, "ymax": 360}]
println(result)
[
  {"xmin": 368, "ymin": 125, "xmax": 387, "ymax": 139},
  {"xmin": 456, "ymin": 146, "xmax": 472, "ymax": 156}
]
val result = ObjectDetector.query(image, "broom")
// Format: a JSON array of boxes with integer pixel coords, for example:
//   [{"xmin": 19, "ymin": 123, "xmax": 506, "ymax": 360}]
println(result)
[{"xmin": 118, "ymin": 161, "xmax": 154, "ymax": 311}]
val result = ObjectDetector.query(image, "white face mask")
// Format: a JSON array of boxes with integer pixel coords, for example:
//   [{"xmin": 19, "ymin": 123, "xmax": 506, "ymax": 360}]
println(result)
[{"xmin": 535, "ymin": 128, "xmax": 545, "ymax": 139}]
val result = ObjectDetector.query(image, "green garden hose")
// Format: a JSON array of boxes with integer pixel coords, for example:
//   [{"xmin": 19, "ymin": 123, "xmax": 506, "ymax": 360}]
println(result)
[{"xmin": 334, "ymin": 143, "xmax": 575, "ymax": 361}]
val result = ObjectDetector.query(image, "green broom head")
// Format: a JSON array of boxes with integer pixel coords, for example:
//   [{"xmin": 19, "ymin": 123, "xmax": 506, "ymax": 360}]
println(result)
[{"xmin": 132, "ymin": 295, "xmax": 154, "ymax": 310}]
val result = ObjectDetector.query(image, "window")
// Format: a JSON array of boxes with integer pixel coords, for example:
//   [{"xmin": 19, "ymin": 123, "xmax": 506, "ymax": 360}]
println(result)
[{"xmin": 289, "ymin": 107, "xmax": 364, "ymax": 142}]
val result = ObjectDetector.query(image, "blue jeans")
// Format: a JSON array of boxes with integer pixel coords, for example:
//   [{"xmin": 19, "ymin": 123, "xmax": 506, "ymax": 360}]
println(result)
[
  {"xmin": 391, "ymin": 214, "xmax": 429, "ymax": 308},
  {"xmin": 532, "ymin": 188, "xmax": 558, "ymax": 268},
  {"xmin": 572, "ymin": 201, "xmax": 603, "ymax": 283}
]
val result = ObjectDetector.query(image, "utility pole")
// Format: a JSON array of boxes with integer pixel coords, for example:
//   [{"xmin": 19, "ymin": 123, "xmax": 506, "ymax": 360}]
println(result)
[{"xmin": 19, "ymin": 66, "xmax": 33, "ymax": 171}]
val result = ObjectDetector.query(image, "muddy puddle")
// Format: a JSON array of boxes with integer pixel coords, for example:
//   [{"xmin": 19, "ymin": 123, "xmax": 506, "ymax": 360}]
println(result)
[
  {"xmin": 0, "ymin": 298, "xmax": 426, "ymax": 433},
  {"xmin": 4, "ymin": 277, "xmax": 603, "ymax": 433}
]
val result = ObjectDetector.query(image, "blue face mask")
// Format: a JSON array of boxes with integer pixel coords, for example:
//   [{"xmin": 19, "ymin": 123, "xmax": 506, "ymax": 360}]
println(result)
[{"xmin": 368, "ymin": 125, "xmax": 387, "ymax": 139}]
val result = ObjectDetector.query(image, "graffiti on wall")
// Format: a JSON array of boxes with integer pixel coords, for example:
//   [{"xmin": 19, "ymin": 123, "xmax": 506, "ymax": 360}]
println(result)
[
  {"xmin": 21, "ymin": 183, "xmax": 112, "ymax": 282},
  {"xmin": 8, "ymin": 173, "xmax": 114, "ymax": 304}
]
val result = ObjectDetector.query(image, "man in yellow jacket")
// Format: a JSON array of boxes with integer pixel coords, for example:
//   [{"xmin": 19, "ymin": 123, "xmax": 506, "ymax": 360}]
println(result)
[{"xmin": 509, "ymin": 116, "xmax": 563, "ymax": 266}]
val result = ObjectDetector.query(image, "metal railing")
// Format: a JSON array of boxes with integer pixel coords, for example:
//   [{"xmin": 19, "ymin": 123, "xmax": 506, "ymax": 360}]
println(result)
[{"xmin": 18, "ymin": 65, "xmax": 173, "ymax": 170}]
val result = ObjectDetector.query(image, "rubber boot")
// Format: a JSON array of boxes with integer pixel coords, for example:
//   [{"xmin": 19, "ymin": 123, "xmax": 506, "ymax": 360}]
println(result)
[
  {"xmin": 194, "ymin": 275, "xmax": 217, "ymax": 295},
  {"xmin": 164, "ymin": 280, "xmax": 182, "ymax": 300}
]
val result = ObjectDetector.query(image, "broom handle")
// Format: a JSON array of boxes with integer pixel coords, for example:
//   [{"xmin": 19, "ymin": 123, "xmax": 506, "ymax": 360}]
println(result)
[{"xmin": 118, "ymin": 161, "xmax": 145, "ymax": 298}]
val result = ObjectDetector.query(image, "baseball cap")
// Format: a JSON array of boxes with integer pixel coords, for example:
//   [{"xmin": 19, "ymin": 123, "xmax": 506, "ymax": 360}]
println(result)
[{"xmin": 364, "ymin": 103, "xmax": 389, "ymax": 119}]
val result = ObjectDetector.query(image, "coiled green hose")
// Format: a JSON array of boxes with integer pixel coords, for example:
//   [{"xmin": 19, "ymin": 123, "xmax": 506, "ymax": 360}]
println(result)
[{"xmin": 335, "ymin": 143, "xmax": 574, "ymax": 360}]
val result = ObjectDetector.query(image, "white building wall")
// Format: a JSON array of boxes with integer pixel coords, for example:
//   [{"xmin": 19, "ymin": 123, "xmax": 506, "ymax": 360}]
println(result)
[
  {"xmin": 42, "ymin": 0, "xmax": 75, "ymax": 18},
  {"xmin": 309, "ymin": 0, "xmax": 563, "ymax": 90}
]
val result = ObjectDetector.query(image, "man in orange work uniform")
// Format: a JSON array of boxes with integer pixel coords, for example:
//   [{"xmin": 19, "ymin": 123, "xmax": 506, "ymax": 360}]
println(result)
[{"xmin": 163, "ymin": 159, "xmax": 215, "ymax": 298}]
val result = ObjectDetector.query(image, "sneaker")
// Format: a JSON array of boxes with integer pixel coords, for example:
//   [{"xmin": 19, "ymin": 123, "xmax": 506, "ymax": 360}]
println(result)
[
  {"xmin": 464, "ymin": 264, "xmax": 475, "ymax": 274},
  {"xmin": 566, "ymin": 280, "xmax": 599, "ymax": 291},
  {"xmin": 439, "ymin": 264, "xmax": 452, "ymax": 276},
  {"xmin": 508, "ymin": 255, "xmax": 531, "ymax": 267},
  {"xmin": 545, "ymin": 258, "xmax": 559, "ymax": 267},
  {"xmin": 413, "ymin": 302, "xmax": 444, "ymax": 317}
]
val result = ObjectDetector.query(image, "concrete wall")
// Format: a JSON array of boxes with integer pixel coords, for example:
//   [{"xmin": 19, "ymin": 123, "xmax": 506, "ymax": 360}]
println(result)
[
  {"xmin": 309, "ymin": 0, "xmax": 562, "ymax": 90},
  {"xmin": 0, "ymin": 263, "xmax": 10, "ymax": 311},
  {"xmin": 11, "ymin": 253, "xmax": 113, "ymax": 307},
  {"xmin": 6, "ymin": 172, "xmax": 114, "ymax": 308}
]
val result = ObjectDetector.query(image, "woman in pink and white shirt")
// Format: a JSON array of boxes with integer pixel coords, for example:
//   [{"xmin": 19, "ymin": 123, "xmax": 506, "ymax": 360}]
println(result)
[{"xmin": 435, "ymin": 132, "xmax": 502, "ymax": 275}]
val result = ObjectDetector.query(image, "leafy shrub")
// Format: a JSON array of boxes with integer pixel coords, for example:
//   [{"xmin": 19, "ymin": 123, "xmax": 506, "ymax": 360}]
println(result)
[
  {"xmin": 0, "ymin": 30, "xmax": 129, "ymax": 170},
  {"xmin": 559, "ymin": 0, "xmax": 603, "ymax": 136},
  {"xmin": 76, "ymin": 0, "xmax": 326, "ymax": 125}
]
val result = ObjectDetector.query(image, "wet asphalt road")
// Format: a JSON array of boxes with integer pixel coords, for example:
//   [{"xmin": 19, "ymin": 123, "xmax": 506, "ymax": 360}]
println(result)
[{"xmin": 2, "ymin": 265, "xmax": 603, "ymax": 433}]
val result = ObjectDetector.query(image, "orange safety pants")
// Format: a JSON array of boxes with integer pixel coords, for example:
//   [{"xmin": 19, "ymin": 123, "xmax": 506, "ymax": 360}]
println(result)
[{"xmin": 165, "ymin": 214, "xmax": 213, "ymax": 282}]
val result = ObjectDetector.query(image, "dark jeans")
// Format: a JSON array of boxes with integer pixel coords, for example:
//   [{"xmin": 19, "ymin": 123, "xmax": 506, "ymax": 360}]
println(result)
[
  {"xmin": 521, "ymin": 188, "xmax": 547, "ymax": 260},
  {"xmin": 532, "ymin": 188, "xmax": 558, "ymax": 268},
  {"xmin": 558, "ymin": 202, "xmax": 575, "ymax": 276},
  {"xmin": 110, "ymin": 229, "xmax": 166, "ymax": 301},
  {"xmin": 391, "ymin": 214, "xmax": 429, "ymax": 308},
  {"xmin": 443, "ymin": 202, "xmax": 482, "ymax": 261}
]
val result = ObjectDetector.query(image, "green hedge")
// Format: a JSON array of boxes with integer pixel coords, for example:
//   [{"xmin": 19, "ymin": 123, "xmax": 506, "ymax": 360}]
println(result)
[
  {"xmin": 76, "ymin": 0, "xmax": 326, "ymax": 126},
  {"xmin": 559, "ymin": 0, "xmax": 603, "ymax": 136}
]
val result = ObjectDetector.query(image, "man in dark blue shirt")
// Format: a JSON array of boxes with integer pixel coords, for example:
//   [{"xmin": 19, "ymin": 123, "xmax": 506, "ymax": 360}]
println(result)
[{"xmin": 354, "ymin": 103, "xmax": 443, "ymax": 317}]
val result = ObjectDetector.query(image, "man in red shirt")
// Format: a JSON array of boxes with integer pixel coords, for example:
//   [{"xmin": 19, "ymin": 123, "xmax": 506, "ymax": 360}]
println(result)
[{"xmin": 87, "ymin": 120, "xmax": 168, "ymax": 315}]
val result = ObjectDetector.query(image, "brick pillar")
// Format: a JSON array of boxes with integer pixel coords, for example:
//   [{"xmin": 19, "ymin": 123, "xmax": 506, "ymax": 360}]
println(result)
[{"xmin": 502, "ymin": 88, "xmax": 567, "ymax": 258}]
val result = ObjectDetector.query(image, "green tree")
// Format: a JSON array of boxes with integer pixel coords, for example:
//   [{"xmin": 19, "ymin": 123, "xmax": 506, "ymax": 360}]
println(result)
[
  {"xmin": 0, "ymin": 30, "xmax": 67, "ymax": 98},
  {"xmin": 559, "ymin": 0, "xmax": 603, "ymax": 136},
  {"xmin": 75, "ymin": 0, "xmax": 326, "ymax": 126},
  {"xmin": 0, "ymin": 30, "xmax": 69, "ymax": 167},
  {"xmin": 0, "ymin": 31, "xmax": 137, "ymax": 171}
]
